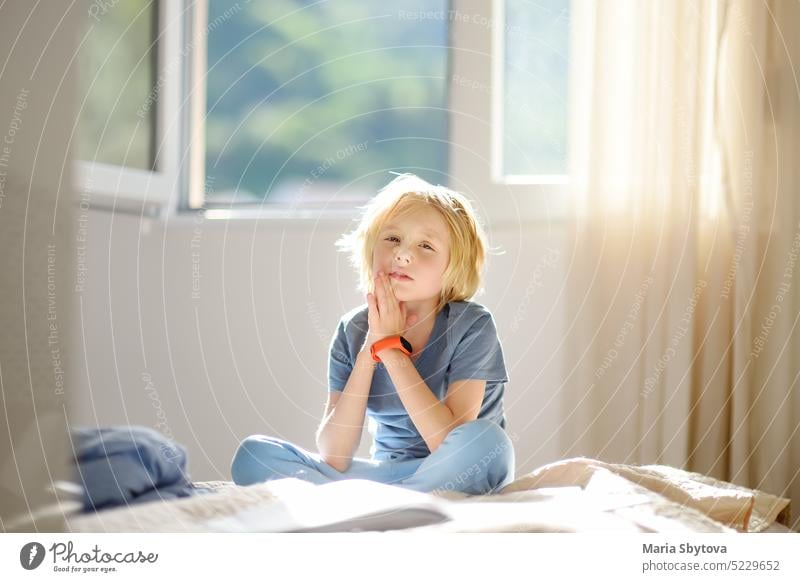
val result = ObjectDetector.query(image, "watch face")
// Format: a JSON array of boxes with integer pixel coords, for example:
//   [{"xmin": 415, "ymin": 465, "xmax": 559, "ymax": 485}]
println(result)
[{"xmin": 400, "ymin": 336, "xmax": 413, "ymax": 354}]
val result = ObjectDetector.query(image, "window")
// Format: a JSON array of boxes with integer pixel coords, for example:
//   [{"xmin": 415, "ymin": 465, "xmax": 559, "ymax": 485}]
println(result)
[
  {"xmin": 77, "ymin": 0, "xmax": 158, "ymax": 170},
  {"xmin": 73, "ymin": 1, "xmax": 570, "ymax": 221},
  {"xmin": 73, "ymin": 1, "xmax": 183, "ymax": 215},
  {"xmin": 189, "ymin": 0, "xmax": 450, "ymax": 210}
]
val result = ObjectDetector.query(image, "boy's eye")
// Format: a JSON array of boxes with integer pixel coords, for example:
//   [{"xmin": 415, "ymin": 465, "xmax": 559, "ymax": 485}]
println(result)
[{"xmin": 384, "ymin": 236, "xmax": 435, "ymax": 251}]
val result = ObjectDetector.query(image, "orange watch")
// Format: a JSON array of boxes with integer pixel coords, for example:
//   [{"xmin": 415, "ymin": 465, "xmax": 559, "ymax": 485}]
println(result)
[{"xmin": 370, "ymin": 335, "xmax": 413, "ymax": 362}]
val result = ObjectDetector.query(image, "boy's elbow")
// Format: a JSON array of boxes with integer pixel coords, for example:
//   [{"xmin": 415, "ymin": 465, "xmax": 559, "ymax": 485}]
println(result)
[
  {"xmin": 320, "ymin": 453, "xmax": 351, "ymax": 473},
  {"xmin": 332, "ymin": 459, "xmax": 352, "ymax": 473},
  {"xmin": 315, "ymin": 437, "xmax": 351, "ymax": 472}
]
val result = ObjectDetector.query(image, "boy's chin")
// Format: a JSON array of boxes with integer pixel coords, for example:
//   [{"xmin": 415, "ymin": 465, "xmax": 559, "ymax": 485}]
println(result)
[{"xmin": 393, "ymin": 290, "xmax": 416, "ymax": 303}]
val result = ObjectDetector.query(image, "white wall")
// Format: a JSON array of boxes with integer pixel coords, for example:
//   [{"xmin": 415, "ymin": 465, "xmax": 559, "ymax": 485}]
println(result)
[
  {"xmin": 70, "ymin": 208, "xmax": 569, "ymax": 481},
  {"xmin": 0, "ymin": 3, "xmax": 80, "ymax": 530}
]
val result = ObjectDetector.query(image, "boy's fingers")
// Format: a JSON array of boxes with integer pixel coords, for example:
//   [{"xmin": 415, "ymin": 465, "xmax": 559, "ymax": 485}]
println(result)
[
  {"xmin": 382, "ymin": 274, "xmax": 396, "ymax": 310},
  {"xmin": 377, "ymin": 274, "xmax": 390, "ymax": 312}
]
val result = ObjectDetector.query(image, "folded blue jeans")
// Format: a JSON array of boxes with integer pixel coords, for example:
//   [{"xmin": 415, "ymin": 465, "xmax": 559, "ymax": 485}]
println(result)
[
  {"xmin": 230, "ymin": 418, "xmax": 515, "ymax": 495},
  {"xmin": 70, "ymin": 426, "xmax": 199, "ymax": 512}
]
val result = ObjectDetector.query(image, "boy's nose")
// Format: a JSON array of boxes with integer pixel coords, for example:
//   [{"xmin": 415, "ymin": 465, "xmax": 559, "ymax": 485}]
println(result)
[{"xmin": 394, "ymin": 249, "xmax": 411, "ymax": 263}]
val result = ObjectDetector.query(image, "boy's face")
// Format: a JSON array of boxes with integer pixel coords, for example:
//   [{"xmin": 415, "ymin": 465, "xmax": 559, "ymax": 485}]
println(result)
[{"xmin": 372, "ymin": 206, "xmax": 451, "ymax": 304}]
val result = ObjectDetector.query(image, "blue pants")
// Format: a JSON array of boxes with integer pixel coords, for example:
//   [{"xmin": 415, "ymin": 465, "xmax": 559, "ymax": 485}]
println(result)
[{"xmin": 230, "ymin": 419, "xmax": 515, "ymax": 496}]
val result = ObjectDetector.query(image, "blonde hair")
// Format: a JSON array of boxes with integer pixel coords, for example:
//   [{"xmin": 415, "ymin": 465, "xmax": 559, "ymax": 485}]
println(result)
[{"xmin": 335, "ymin": 173, "xmax": 494, "ymax": 314}]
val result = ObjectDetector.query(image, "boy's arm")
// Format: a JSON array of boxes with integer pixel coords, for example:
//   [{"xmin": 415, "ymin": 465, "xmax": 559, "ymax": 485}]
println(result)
[
  {"xmin": 379, "ymin": 349, "xmax": 465, "ymax": 454},
  {"xmin": 315, "ymin": 348, "xmax": 376, "ymax": 472}
]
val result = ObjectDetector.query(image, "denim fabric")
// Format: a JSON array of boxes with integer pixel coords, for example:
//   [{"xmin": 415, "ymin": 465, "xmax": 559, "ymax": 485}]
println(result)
[{"xmin": 231, "ymin": 419, "xmax": 515, "ymax": 496}]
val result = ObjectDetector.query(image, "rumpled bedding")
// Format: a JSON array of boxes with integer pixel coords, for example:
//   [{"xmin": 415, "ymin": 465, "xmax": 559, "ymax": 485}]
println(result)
[
  {"xmin": 496, "ymin": 458, "xmax": 791, "ymax": 532},
  {"xmin": 65, "ymin": 456, "xmax": 793, "ymax": 533},
  {"xmin": 408, "ymin": 458, "xmax": 792, "ymax": 533},
  {"xmin": 69, "ymin": 426, "xmax": 204, "ymax": 512}
]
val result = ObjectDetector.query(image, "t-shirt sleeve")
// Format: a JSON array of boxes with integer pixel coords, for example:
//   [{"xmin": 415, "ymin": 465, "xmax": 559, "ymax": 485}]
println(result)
[
  {"xmin": 327, "ymin": 318, "xmax": 352, "ymax": 392},
  {"xmin": 447, "ymin": 313, "xmax": 509, "ymax": 384}
]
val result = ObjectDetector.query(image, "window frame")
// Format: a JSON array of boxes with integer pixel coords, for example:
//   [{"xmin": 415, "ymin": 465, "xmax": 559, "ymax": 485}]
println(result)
[
  {"xmin": 73, "ymin": 0, "xmax": 184, "ymax": 217},
  {"xmin": 447, "ymin": 0, "xmax": 571, "ymax": 226}
]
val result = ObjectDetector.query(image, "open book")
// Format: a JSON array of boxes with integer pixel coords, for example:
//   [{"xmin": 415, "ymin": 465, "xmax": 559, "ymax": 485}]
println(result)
[{"xmin": 205, "ymin": 478, "xmax": 453, "ymax": 533}]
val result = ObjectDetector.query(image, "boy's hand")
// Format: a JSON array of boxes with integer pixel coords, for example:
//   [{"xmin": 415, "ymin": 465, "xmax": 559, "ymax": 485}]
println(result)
[{"xmin": 365, "ymin": 272, "xmax": 418, "ymax": 347}]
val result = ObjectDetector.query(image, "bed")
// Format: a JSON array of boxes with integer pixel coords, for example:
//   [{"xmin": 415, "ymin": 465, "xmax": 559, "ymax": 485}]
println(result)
[{"xmin": 62, "ymin": 457, "xmax": 794, "ymax": 534}]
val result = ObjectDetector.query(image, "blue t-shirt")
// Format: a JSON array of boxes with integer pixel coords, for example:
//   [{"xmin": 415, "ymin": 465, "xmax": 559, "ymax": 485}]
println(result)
[{"xmin": 327, "ymin": 300, "xmax": 509, "ymax": 461}]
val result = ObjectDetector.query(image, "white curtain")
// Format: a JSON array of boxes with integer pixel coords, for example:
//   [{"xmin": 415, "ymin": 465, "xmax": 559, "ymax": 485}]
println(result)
[{"xmin": 561, "ymin": 0, "xmax": 799, "ymax": 529}]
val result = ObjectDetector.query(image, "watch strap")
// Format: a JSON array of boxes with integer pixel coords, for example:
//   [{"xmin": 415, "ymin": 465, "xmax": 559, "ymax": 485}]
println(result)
[{"xmin": 370, "ymin": 335, "xmax": 413, "ymax": 362}]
